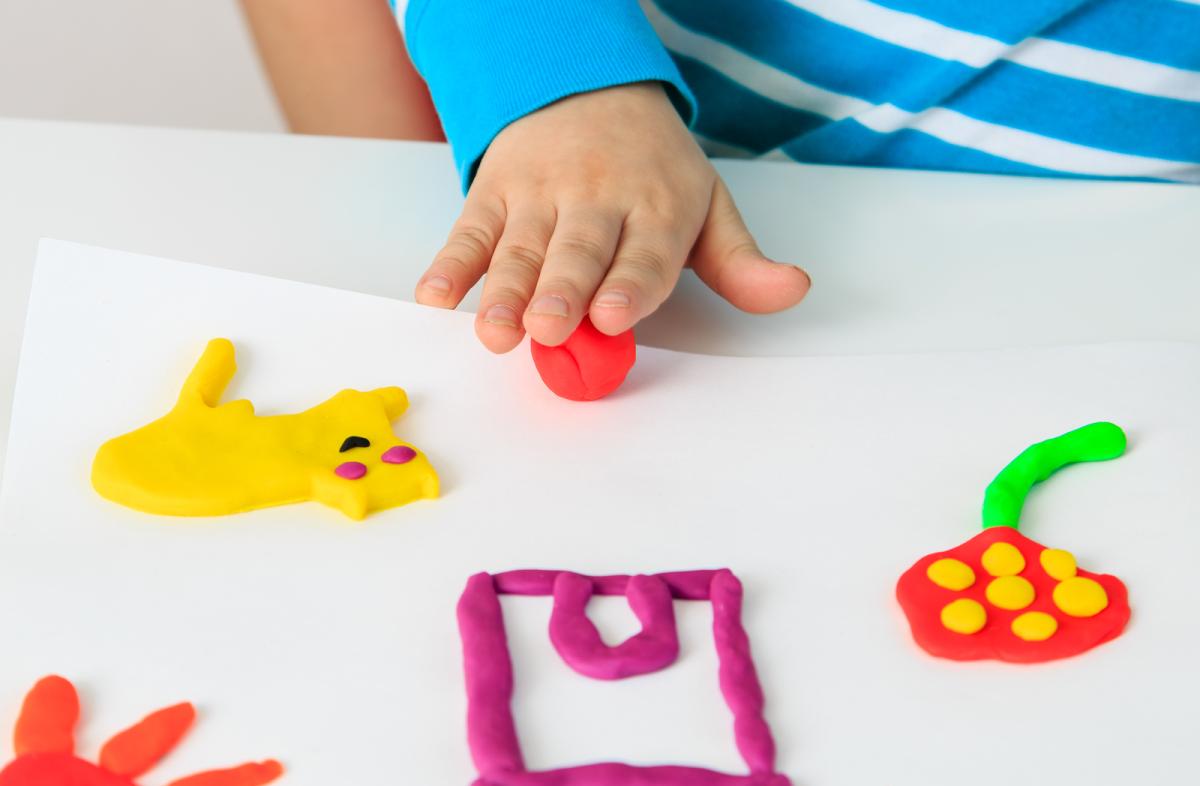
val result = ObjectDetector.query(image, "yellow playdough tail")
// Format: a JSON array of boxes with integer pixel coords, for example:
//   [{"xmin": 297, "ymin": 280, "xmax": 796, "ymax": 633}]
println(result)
[
  {"xmin": 92, "ymin": 338, "xmax": 439, "ymax": 520},
  {"xmin": 178, "ymin": 334, "xmax": 239, "ymax": 408}
]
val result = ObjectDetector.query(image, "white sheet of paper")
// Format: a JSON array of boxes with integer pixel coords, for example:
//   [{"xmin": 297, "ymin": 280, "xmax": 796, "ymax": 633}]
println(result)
[{"xmin": 0, "ymin": 240, "xmax": 1198, "ymax": 785}]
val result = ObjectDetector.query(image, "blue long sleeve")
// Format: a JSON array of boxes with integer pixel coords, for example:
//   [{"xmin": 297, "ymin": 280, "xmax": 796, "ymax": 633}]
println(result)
[{"xmin": 404, "ymin": 0, "xmax": 696, "ymax": 192}]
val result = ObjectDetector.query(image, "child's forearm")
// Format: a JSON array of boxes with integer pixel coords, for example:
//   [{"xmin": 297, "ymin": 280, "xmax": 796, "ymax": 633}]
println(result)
[
  {"xmin": 403, "ymin": 0, "xmax": 694, "ymax": 191},
  {"xmin": 240, "ymin": 0, "xmax": 443, "ymax": 141}
]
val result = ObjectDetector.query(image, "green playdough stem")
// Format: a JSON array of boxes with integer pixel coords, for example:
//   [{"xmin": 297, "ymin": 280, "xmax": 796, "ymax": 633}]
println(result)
[{"xmin": 982, "ymin": 422, "xmax": 1127, "ymax": 529}]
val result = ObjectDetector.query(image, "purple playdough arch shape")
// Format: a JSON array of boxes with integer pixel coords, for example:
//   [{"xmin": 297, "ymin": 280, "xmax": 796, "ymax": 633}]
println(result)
[
  {"xmin": 456, "ymin": 569, "xmax": 791, "ymax": 786},
  {"xmin": 550, "ymin": 572, "xmax": 680, "ymax": 679}
]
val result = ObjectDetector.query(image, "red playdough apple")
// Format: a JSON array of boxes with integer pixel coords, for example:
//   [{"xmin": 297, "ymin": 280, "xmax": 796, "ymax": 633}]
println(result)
[{"xmin": 531, "ymin": 317, "xmax": 636, "ymax": 401}]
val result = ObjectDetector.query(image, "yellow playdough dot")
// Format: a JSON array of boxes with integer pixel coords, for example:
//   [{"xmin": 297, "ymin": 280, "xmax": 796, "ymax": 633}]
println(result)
[
  {"xmin": 1012, "ymin": 611, "xmax": 1059, "ymax": 642},
  {"xmin": 1039, "ymin": 548, "xmax": 1077, "ymax": 581},
  {"xmin": 1053, "ymin": 576, "xmax": 1109, "ymax": 618},
  {"xmin": 927, "ymin": 558, "xmax": 976, "ymax": 591},
  {"xmin": 985, "ymin": 575, "xmax": 1036, "ymax": 610},
  {"xmin": 981, "ymin": 541, "xmax": 1026, "ymax": 576},
  {"xmin": 941, "ymin": 598, "xmax": 987, "ymax": 635}
]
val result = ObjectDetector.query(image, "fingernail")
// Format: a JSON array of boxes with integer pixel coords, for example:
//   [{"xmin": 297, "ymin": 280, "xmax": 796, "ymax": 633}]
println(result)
[
  {"xmin": 594, "ymin": 290, "xmax": 631, "ymax": 308},
  {"xmin": 482, "ymin": 303, "xmax": 519, "ymax": 327},
  {"xmin": 422, "ymin": 274, "xmax": 452, "ymax": 294},
  {"xmin": 529, "ymin": 294, "xmax": 570, "ymax": 318}
]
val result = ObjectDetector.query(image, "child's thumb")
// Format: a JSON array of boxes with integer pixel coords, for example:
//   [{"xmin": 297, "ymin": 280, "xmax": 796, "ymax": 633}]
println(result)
[{"xmin": 688, "ymin": 180, "xmax": 811, "ymax": 314}]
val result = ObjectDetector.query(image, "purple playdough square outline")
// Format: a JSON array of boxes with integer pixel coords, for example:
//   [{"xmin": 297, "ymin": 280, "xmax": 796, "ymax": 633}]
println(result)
[{"xmin": 457, "ymin": 569, "xmax": 791, "ymax": 786}]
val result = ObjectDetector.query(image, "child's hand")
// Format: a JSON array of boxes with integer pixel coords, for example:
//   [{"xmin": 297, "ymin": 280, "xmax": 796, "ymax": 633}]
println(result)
[{"xmin": 415, "ymin": 82, "xmax": 811, "ymax": 352}]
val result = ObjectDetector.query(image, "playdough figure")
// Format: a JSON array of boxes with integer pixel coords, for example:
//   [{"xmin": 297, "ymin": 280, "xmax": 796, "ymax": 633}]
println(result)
[
  {"xmin": 458, "ymin": 569, "xmax": 791, "ymax": 785},
  {"xmin": 92, "ymin": 338, "xmax": 438, "ymax": 520},
  {"xmin": 531, "ymin": 317, "xmax": 636, "ymax": 401},
  {"xmin": 896, "ymin": 422, "xmax": 1131, "ymax": 663},
  {"xmin": 0, "ymin": 675, "xmax": 282, "ymax": 786}
]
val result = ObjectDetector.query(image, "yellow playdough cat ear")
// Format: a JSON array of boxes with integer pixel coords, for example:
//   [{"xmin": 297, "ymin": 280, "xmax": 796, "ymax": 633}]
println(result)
[{"xmin": 369, "ymin": 386, "xmax": 408, "ymax": 420}]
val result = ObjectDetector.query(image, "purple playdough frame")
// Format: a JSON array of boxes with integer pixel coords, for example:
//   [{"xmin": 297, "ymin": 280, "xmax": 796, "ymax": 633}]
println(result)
[{"xmin": 457, "ymin": 569, "xmax": 791, "ymax": 786}]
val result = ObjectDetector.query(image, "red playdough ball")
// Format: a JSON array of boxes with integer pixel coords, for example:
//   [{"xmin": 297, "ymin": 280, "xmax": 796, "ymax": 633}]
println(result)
[{"xmin": 531, "ymin": 317, "xmax": 636, "ymax": 401}]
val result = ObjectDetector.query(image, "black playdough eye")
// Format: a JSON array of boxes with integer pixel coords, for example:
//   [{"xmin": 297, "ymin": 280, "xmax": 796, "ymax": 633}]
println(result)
[{"xmin": 339, "ymin": 435, "xmax": 371, "ymax": 453}]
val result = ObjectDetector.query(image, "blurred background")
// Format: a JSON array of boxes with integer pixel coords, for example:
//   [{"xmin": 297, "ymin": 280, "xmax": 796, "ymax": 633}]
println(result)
[{"xmin": 0, "ymin": 1, "xmax": 283, "ymax": 131}]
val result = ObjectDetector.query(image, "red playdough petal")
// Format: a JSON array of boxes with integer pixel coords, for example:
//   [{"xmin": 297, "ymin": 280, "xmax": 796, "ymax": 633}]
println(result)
[
  {"xmin": 166, "ymin": 760, "xmax": 284, "ymax": 786},
  {"xmin": 99, "ymin": 702, "xmax": 195, "ymax": 777},
  {"xmin": 531, "ymin": 317, "xmax": 636, "ymax": 401},
  {"xmin": 13, "ymin": 676, "xmax": 79, "ymax": 756}
]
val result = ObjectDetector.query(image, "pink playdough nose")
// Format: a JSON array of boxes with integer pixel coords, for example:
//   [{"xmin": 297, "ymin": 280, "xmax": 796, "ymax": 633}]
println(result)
[
  {"xmin": 334, "ymin": 461, "xmax": 367, "ymax": 480},
  {"xmin": 382, "ymin": 446, "xmax": 417, "ymax": 464}
]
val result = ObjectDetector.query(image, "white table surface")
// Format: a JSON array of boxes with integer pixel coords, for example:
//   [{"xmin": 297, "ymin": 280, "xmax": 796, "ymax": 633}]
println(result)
[
  {"xmin": 1, "ymin": 118, "xmax": 1198, "ymax": 474},
  {"xmin": 5, "ymin": 244, "xmax": 1198, "ymax": 786}
]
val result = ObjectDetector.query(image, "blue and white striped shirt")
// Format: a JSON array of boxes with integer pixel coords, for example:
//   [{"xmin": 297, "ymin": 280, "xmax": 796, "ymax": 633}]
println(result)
[{"xmin": 398, "ymin": 0, "xmax": 1200, "ymax": 189}]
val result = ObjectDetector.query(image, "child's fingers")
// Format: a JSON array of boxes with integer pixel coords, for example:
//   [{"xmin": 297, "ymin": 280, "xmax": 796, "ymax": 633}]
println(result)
[
  {"xmin": 418, "ymin": 196, "xmax": 506, "ymax": 307},
  {"xmin": 689, "ymin": 180, "xmax": 811, "ymax": 314},
  {"xmin": 474, "ymin": 205, "xmax": 555, "ymax": 353},
  {"xmin": 589, "ymin": 219, "xmax": 684, "ymax": 335},
  {"xmin": 523, "ymin": 207, "xmax": 622, "ymax": 346}
]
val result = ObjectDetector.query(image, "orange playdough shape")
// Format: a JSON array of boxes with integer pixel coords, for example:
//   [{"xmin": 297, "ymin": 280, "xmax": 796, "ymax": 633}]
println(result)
[{"xmin": 0, "ymin": 676, "xmax": 282, "ymax": 786}]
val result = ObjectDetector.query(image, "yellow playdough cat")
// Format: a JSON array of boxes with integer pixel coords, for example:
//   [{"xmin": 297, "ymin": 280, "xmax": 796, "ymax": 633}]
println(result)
[{"xmin": 92, "ymin": 338, "xmax": 438, "ymax": 520}]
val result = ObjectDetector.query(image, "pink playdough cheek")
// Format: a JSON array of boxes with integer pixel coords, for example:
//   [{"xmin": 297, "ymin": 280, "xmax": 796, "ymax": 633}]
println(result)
[
  {"xmin": 334, "ymin": 461, "xmax": 367, "ymax": 480},
  {"xmin": 382, "ymin": 446, "xmax": 417, "ymax": 464}
]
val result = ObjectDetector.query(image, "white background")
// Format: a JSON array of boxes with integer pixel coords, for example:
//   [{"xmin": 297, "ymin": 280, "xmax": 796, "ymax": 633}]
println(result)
[
  {"xmin": 0, "ymin": 0, "xmax": 282, "ymax": 132},
  {"xmin": 1, "ymin": 241, "xmax": 1197, "ymax": 785}
]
